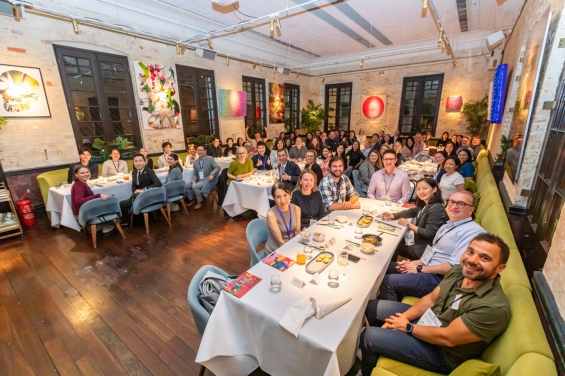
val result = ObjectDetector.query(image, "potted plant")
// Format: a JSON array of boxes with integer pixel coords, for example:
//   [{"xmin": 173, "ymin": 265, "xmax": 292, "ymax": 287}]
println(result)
[
  {"xmin": 300, "ymin": 100, "xmax": 333, "ymax": 134},
  {"xmin": 91, "ymin": 136, "xmax": 135, "ymax": 162},
  {"xmin": 0, "ymin": 116, "xmax": 6, "ymax": 130},
  {"xmin": 461, "ymin": 95, "xmax": 490, "ymax": 139}
]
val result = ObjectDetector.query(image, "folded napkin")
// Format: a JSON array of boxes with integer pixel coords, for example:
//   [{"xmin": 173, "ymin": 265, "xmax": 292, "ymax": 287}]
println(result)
[{"xmin": 279, "ymin": 296, "xmax": 352, "ymax": 337}]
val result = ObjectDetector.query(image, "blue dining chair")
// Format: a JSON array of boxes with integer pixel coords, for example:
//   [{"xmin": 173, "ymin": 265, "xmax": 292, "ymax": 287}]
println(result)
[
  {"xmin": 131, "ymin": 187, "xmax": 170, "ymax": 234},
  {"xmin": 187, "ymin": 265, "xmax": 235, "ymax": 376},
  {"xmin": 246, "ymin": 218, "xmax": 270, "ymax": 267},
  {"xmin": 343, "ymin": 166, "xmax": 353, "ymax": 179},
  {"xmin": 78, "ymin": 197, "xmax": 125, "ymax": 248},
  {"xmin": 352, "ymin": 169, "xmax": 367, "ymax": 198},
  {"xmin": 164, "ymin": 180, "xmax": 189, "ymax": 221}
]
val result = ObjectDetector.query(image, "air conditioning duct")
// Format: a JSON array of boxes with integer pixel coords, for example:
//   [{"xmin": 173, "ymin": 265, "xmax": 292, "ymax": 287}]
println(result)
[
  {"xmin": 195, "ymin": 48, "xmax": 217, "ymax": 60},
  {"xmin": 277, "ymin": 67, "xmax": 290, "ymax": 75}
]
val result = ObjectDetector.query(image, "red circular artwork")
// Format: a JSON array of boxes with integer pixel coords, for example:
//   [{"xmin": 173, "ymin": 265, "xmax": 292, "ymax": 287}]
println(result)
[{"xmin": 362, "ymin": 96, "xmax": 384, "ymax": 119}]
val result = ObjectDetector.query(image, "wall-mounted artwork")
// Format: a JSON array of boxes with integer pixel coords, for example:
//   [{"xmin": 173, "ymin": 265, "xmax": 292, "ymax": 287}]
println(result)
[
  {"xmin": 489, "ymin": 64, "xmax": 508, "ymax": 124},
  {"xmin": 218, "ymin": 89, "xmax": 247, "ymax": 116},
  {"xmin": 134, "ymin": 62, "xmax": 181, "ymax": 129},
  {"xmin": 362, "ymin": 95, "xmax": 386, "ymax": 119},
  {"xmin": 0, "ymin": 64, "xmax": 50, "ymax": 117},
  {"xmin": 446, "ymin": 95, "xmax": 463, "ymax": 111},
  {"xmin": 269, "ymin": 82, "xmax": 285, "ymax": 123}
]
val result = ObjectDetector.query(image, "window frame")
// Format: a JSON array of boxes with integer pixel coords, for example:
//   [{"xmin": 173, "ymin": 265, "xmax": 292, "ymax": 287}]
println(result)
[
  {"xmin": 284, "ymin": 83, "xmax": 300, "ymax": 133},
  {"xmin": 242, "ymin": 76, "xmax": 267, "ymax": 138},
  {"xmin": 53, "ymin": 45, "xmax": 142, "ymax": 150},
  {"xmin": 397, "ymin": 74, "xmax": 444, "ymax": 136},
  {"xmin": 324, "ymin": 82, "xmax": 353, "ymax": 133}
]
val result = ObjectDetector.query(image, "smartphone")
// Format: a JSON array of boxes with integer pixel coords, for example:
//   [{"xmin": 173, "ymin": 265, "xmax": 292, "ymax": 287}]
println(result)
[{"xmin": 348, "ymin": 254, "xmax": 360, "ymax": 263}]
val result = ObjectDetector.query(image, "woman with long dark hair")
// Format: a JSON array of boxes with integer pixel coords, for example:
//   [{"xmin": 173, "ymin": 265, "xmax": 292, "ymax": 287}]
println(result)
[
  {"xmin": 434, "ymin": 150, "xmax": 448, "ymax": 182},
  {"xmin": 270, "ymin": 138, "xmax": 285, "ymax": 166},
  {"xmin": 335, "ymin": 143, "xmax": 348, "ymax": 169},
  {"xmin": 457, "ymin": 149, "xmax": 475, "ymax": 178},
  {"xmin": 345, "ymin": 140, "xmax": 365, "ymax": 169},
  {"xmin": 358, "ymin": 149, "xmax": 383, "ymax": 194},
  {"xmin": 165, "ymin": 153, "xmax": 183, "ymax": 183},
  {"xmin": 444, "ymin": 141, "xmax": 456, "ymax": 157},
  {"xmin": 437, "ymin": 131, "xmax": 450, "ymax": 147},
  {"xmin": 402, "ymin": 136, "xmax": 415, "ymax": 160},
  {"xmin": 265, "ymin": 182, "xmax": 301, "ymax": 252},
  {"xmin": 347, "ymin": 130, "xmax": 357, "ymax": 146},
  {"xmin": 223, "ymin": 138, "xmax": 237, "ymax": 157},
  {"xmin": 382, "ymin": 178, "xmax": 448, "ymax": 259},
  {"xmin": 237, "ymin": 137, "xmax": 245, "ymax": 147}
]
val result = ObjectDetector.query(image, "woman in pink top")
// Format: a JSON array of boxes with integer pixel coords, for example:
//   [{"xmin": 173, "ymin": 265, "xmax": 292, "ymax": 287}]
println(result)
[
  {"xmin": 413, "ymin": 133, "xmax": 425, "ymax": 155},
  {"xmin": 320, "ymin": 146, "xmax": 332, "ymax": 177}
]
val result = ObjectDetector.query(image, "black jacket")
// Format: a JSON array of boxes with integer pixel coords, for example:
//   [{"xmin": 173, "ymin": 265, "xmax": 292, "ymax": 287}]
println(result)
[
  {"xmin": 207, "ymin": 144, "xmax": 223, "ymax": 158},
  {"xmin": 251, "ymin": 153, "xmax": 273, "ymax": 170},
  {"xmin": 276, "ymin": 161, "xmax": 301, "ymax": 190},
  {"xmin": 67, "ymin": 161, "xmax": 99, "ymax": 183},
  {"xmin": 131, "ymin": 167, "xmax": 162, "ymax": 193}
]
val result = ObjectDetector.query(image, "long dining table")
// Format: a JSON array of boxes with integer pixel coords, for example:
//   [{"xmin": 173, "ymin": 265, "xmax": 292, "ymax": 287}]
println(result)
[{"xmin": 196, "ymin": 197, "xmax": 408, "ymax": 376}]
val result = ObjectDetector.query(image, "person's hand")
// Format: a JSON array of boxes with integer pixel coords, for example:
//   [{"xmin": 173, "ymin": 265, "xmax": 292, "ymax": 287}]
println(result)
[
  {"xmin": 381, "ymin": 322, "xmax": 393, "ymax": 329},
  {"xmin": 256, "ymin": 159, "xmax": 263, "ymax": 166},
  {"xmin": 399, "ymin": 262, "xmax": 418, "ymax": 274},
  {"xmin": 297, "ymin": 158, "xmax": 303, "ymax": 162},
  {"xmin": 283, "ymin": 173, "xmax": 290, "ymax": 181},
  {"xmin": 342, "ymin": 201, "xmax": 352, "ymax": 209},
  {"xmin": 134, "ymin": 189, "xmax": 143, "ymax": 194},
  {"xmin": 100, "ymin": 194, "xmax": 109, "ymax": 200},
  {"xmin": 385, "ymin": 313, "xmax": 409, "ymax": 332},
  {"xmin": 236, "ymin": 174, "xmax": 243, "ymax": 179},
  {"xmin": 266, "ymin": 158, "xmax": 271, "ymax": 165},
  {"xmin": 246, "ymin": 126, "xmax": 249, "ymax": 131},
  {"xmin": 395, "ymin": 259, "xmax": 410, "ymax": 271},
  {"xmin": 382, "ymin": 212, "xmax": 394, "ymax": 221},
  {"xmin": 397, "ymin": 218, "xmax": 409, "ymax": 226},
  {"xmin": 208, "ymin": 175, "xmax": 214, "ymax": 181}
]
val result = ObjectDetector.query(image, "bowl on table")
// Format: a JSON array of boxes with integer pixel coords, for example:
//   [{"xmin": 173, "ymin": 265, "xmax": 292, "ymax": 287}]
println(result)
[
  {"xmin": 313, "ymin": 232, "xmax": 325, "ymax": 242},
  {"xmin": 335, "ymin": 215, "xmax": 348, "ymax": 224},
  {"xmin": 300, "ymin": 231, "xmax": 311, "ymax": 240},
  {"xmin": 362, "ymin": 234, "xmax": 383, "ymax": 246},
  {"xmin": 360, "ymin": 243, "xmax": 375, "ymax": 254}
]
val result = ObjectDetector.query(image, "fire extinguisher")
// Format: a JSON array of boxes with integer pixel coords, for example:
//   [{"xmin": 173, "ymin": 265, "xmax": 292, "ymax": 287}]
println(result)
[{"xmin": 17, "ymin": 195, "xmax": 36, "ymax": 226}]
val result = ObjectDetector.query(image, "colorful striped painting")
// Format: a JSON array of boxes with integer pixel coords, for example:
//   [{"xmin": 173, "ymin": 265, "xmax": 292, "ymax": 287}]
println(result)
[{"xmin": 219, "ymin": 89, "xmax": 247, "ymax": 117}]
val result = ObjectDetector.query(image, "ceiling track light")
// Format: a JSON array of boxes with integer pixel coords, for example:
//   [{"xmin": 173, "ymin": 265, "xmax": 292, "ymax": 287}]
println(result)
[
  {"xmin": 72, "ymin": 19, "xmax": 79, "ymax": 34},
  {"xmin": 438, "ymin": 31, "xmax": 443, "ymax": 43},
  {"xmin": 379, "ymin": 70, "xmax": 384, "ymax": 76},
  {"xmin": 452, "ymin": 60, "xmax": 458, "ymax": 68},
  {"xmin": 270, "ymin": 19, "xmax": 274, "ymax": 32},
  {"xmin": 176, "ymin": 43, "xmax": 181, "ymax": 55},
  {"xmin": 226, "ymin": 56, "xmax": 230, "ymax": 65},
  {"xmin": 12, "ymin": 4, "xmax": 21, "ymax": 20},
  {"xmin": 360, "ymin": 58, "xmax": 364, "ymax": 68},
  {"xmin": 260, "ymin": 63, "xmax": 263, "ymax": 71},
  {"xmin": 253, "ymin": 62, "xmax": 257, "ymax": 70},
  {"xmin": 180, "ymin": 45, "xmax": 186, "ymax": 55},
  {"xmin": 206, "ymin": 37, "xmax": 214, "ymax": 50},
  {"xmin": 276, "ymin": 18, "xmax": 281, "ymax": 32},
  {"xmin": 273, "ymin": 66, "xmax": 276, "ymax": 73},
  {"xmin": 422, "ymin": 0, "xmax": 428, "ymax": 9}
]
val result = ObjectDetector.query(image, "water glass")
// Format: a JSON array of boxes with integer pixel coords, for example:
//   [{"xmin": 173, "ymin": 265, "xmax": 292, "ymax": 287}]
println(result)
[
  {"xmin": 338, "ymin": 249, "xmax": 349, "ymax": 267},
  {"xmin": 354, "ymin": 226, "xmax": 363, "ymax": 239},
  {"xmin": 397, "ymin": 200, "xmax": 404, "ymax": 208},
  {"xmin": 362, "ymin": 205, "xmax": 370, "ymax": 214},
  {"xmin": 270, "ymin": 275, "xmax": 282, "ymax": 293},
  {"xmin": 328, "ymin": 214, "xmax": 335, "ymax": 226},
  {"xmin": 328, "ymin": 269, "xmax": 340, "ymax": 288},
  {"xmin": 303, "ymin": 245, "xmax": 313, "ymax": 260}
]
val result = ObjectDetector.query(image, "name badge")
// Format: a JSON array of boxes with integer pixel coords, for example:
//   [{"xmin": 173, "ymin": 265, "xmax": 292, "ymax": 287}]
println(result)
[
  {"xmin": 199, "ymin": 171, "xmax": 205, "ymax": 180},
  {"xmin": 420, "ymin": 245, "xmax": 435, "ymax": 265},
  {"xmin": 451, "ymin": 294, "xmax": 462, "ymax": 310},
  {"xmin": 417, "ymin": 308, "xmax": 443, "ymax": 327},
  {"xmin": 309, "ymin": 218, "xmax": 317, "ymax": 227}
]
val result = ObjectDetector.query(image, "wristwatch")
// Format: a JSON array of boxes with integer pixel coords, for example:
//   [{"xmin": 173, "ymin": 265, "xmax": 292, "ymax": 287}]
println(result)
[
  {"xmin": 405, "ymin": 323, "xmax": 414, "ymax": 336},
  {"xmin": 416, "ymin": 265, "xmax": 423, "ymax": 273},
  {"xmin": 405, "ymin": 223, "xmax": 410, "ymax": 230}
]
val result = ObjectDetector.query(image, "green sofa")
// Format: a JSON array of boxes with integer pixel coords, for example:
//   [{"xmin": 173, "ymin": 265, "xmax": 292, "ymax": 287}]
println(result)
[{"xmin": 373, "ymin": 151, "xmax": 557, "ymax": 376}]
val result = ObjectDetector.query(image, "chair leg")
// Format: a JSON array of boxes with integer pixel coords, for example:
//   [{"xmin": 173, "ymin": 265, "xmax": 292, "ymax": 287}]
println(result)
[
  {"xmin": 143, "ymin": 212, "xmax": 150, "ymax": 235},
  {"xmin": 91, "ymin": 224, "xmax": 97, "ymax": 248},
  {"xmin": 180, "ymin": 199, "xmax": 189, "ymax": 216},
  {"xmin": 160, "ymin": 208, "xmax": 171, "ymax": 225},
  {"xmin": 114, "ymin": 219, "xmax": 125, "ymax": 239},
  {"xmin": 198, "ymin": 365, "xmax": 206, "ymax": 376},
  {"xmin": 167, "ymin": 203, "xmax": 171, "ymax": 222},
  {"xmin": 130, "ymin": 213, "xmax": 134, "ymax": 228}
]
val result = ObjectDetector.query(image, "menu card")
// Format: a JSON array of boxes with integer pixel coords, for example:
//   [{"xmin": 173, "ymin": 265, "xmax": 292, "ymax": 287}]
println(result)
[
  {"xmin": 262, "ymin": 252, "xmax": 295, "ymax": 271},
  {"xmin": 223, "ymin": 272, "xmax": 262, "ymax": 298}
]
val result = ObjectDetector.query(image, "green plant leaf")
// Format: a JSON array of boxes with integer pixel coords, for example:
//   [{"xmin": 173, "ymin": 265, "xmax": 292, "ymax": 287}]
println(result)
[{"xmin": 138, "ymin": 61, "xmax": 149, "ymax": 80}]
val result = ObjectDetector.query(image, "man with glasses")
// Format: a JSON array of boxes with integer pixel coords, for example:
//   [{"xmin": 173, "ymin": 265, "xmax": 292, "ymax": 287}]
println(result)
[
  {"xmin": 276, "ymin": 148, "xmax": 301, "ymax": 190},
  {"xmin": 378, "ymin": 191, "xmax": 485, "ymax": 301},
  {"xmin": 367, "ymin": 150, "xmax": 411, "ymax": 203},
  {"xmin": 188, "ymin": 145, "xmax": 221, "ymax": 210},
  {"xmin": 319, "ymin": 156, "xmax": 360, "ymax": 211}
]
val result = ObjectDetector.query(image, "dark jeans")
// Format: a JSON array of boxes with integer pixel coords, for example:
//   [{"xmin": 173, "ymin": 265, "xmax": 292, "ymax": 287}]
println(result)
[
  {"xmin": 378, "ymin": 262, "xmax": 443, "ymax": 301},
  {"xmin": 360, "ymin": 299, "xmax": 453, "ymax": 376}
]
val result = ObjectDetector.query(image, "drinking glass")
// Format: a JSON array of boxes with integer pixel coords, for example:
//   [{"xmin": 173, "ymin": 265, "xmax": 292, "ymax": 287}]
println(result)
[
  {"xmin": 354, "ymin": 226, "xmax": 363, "ymax": 239},
  {"xmin": 303, "ymin": 245, "xmax": 313, "ymax": 260},
  {"xmin": 362, "ymin": 205, "xmax": 369, "ymax": 214},
  {"xmin": 328, "ymin": 213, "xmax": 335, "ymax": 226},
  {"xmin": 338, "ymin": 249, "xmax": 349, "ymax": 267},
  {"xmin": 297, "ymin": 248, "xmax": 307, "ymax": 265},
  {"xmin": 270, "ymin": 275, "xmax": 282, "ymax": 293},
  {"xmin": 397, "ymin": 200, "xmax": 404, "ymax": 208},
  {"xmin": 328, "ymin": 269, "xmax": 339, "ymax": 288}
]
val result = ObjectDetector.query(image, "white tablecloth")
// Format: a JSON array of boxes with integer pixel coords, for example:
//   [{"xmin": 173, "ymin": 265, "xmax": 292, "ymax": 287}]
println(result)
[
  {"xmin": 46, "ymin": 168, "xmax": 193, "ymax": 231},
  {"xmin": 196, "ymin": 198, "xmax": 407, "ymax": 376},
  {"xmin": 222, "ymin": 173, "xmax": 275, "ymax": 217}
]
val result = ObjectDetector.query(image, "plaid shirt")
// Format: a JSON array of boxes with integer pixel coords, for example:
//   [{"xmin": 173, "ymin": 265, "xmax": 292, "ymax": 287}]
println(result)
[{"xmin": 319, "ymin": 174, "xmax": 358, "ymax": 209}]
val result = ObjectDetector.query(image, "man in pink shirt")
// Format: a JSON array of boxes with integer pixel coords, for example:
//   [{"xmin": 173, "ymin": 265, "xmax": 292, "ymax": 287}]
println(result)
[{"xmin": 367, "ymin": 150, "xmax": 411, "ymax": 203}]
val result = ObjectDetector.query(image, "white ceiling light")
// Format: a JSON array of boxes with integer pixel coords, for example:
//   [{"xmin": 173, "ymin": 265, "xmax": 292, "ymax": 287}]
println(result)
[{"xmin": 211, "ymin": 0, "xmax": 237, "ymax": 5}]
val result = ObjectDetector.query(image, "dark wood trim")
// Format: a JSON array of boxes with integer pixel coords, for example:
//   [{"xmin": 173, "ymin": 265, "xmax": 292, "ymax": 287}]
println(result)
[
  {"xmin": 397, "ymin": 74, "xmax": 444, "ymax": 136},
  {"xmin": 242, "ymin": 76, "xmax": 267, "ymax": 137},
  {"xmin": 532, "ymin": 271, "xmax": 565, "ymax": 375},
  {"xmin": 324, "ymin": 82, "xmax": 353, "ymax": 132},
  {"xmin": 499, "ymin": 180, "xmax": 527, "ymax": 214}
]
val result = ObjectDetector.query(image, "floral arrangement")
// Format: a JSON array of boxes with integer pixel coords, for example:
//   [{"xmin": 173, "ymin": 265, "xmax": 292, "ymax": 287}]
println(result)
[{"xmin": 495, "ymin": 135, "xmax": 509, "ymax": 166}]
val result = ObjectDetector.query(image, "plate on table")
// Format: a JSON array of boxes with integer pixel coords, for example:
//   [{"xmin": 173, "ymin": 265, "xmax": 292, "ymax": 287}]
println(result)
[
  {"xmin": 362, "ymin": 234, "xmax": 382, "ymax": 246},
  {"xmin": 356, "ymin": 215, "xmax": 373, "ymax": 228},
  {"xmin": 305, "ymin": 252, "xmax": 334, "ymax": 274},
  {"xmin": 336, "ymin": 215, "xmax": 348, "ymax": 223}
]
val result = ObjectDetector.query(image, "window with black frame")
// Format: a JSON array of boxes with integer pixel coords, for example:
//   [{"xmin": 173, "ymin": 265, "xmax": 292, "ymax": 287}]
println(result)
[
  {"xmin": 243, "ymin": 76, "xmax": 267, "ymax": 138},
  {"xmin": 324, "ymin": 83, "xmax": 352, "ymax": 132},
  {"xmin": 176, "ymin": 65, "xmax": 219, "ymax": 145},
  {"xmin": 284, "ymin": 83, "xmax": 300, "ymax": 133},
  {"xmin": 54, "ymin": 45, "xmax": 142, "ymax": 152},
  {"xmin": 398, "ymin": 74, "xmax": 443, "ymax": 136}
]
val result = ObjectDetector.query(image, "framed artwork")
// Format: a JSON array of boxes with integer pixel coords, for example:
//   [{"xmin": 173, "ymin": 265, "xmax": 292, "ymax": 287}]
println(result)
[
  {"xmin": 0, "ymin": 64, "xmax": 51, "ymax": 117},
  {"xmin": 269, "ymin": 82, "xmax": 285, "ymax": 123},
  {"xmin": 361, "ymin": 94, "xmax": 386, "ymax": 119},
  {"xmin": 134, "ymin": 61, "xmax": 181, "ymax": 130},
  {"xmin": 446, "ymin": 95, "xmax": 463, "ymax": 111},
  {"xmin": 218, "ymin": 89, "xmax": 247, "ymax": 116}
]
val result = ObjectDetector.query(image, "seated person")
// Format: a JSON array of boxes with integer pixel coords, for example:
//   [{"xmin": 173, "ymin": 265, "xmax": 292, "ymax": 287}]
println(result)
[
  {"xmin": 288, "ymin": 137, "xmax": 308, "ymax": 162},
  {"xmin": 101, "ymin": 148, "xmax": 128, "ymax": 177},
  {"xmin": 457, "ymin": 149, "xmax": 475, "ymax": 178},
  {"xmin": 207, "ymin": 137, "xmax": 223, "ymax": 158},
  {"xmin": 382, "ymin": 178, "xmax": 448, "ymax": 260},
  {"xmin": 165, "ymin": 153, "xmax": 183, "ymax": 183},
  {"xmin": 244, "ymin": 142, "xmax": 255, "ymax": 158},
  {"xmin": 304, "ymin": 150, "xmax": 323, "ymax": 185},
  {"xmin": 359, "ymin": 150, "xmax": 383, "ymax": 194},
  {"xmin": 185, "ymin": 144, "xmax": 197, "ymax": 166},
  {"xmin": 439, "ymin": 156, "xmax": 465, "ymax": 200},
  {"xmin": 270, "ymin": 138, "xmax": 285, "ymax": 166},
  {"xmin": 71, "ymin": 165, "xmax": 109, "ymax": 216},
  {"xmin": 362, "ymin": 140, "xmax": 372, "ymax": 157},
  {"xmin": 506, "ymin": 135, "xmax": 523, "ymax": 177},
  {"xmin": 265, "ymin": 182, "xmax": 302, "ymax": 253},
  {"xmin": 223, "ymin": 138, "xmax": 237, "ymax": 157},
  {"xmin": 187, "ymin": 145, "xmax": 221, "ymax": 210},
  {"xmin": 119, "ymin": 154, "xmax": 162, "ymax": 224},
  {"xmin": 345, "ymin": 140, "xmax": 365, "ymax": 169},
  {"xmin": 367, "ymin": 150, "xmax": 410, "ymax": 203},
  {"xmin": 456, "ymin": 136, "xmax": 473, "ymax": 156},
  {"xmin": 67, "ymin": 147, "xmax": 99, "ymax": 183},
  {"xmin": 471, "ymin": 136, "xmax": 483, "ymax": 159},
  {"xmin": 320, "ymin": 146, "xmax": 332, "ymax": 177},
  {"xmin": 245, "ymin": 126, "xmax": 268, "ymax": 148},
  {"xmin": 434, "ymin": 151, "xmax": 447, "ymax": 182},
  {"xmin": 291, "ymin": 170, "xmax": 326, "ymax": 229},
  {"xmin": 319, "ymin": 156, "xmax": 360, "ymax": 211},
  {"xmin": 157, "ymin": 141, "xmax": 173, "ymax": 169},
  {"xmin": 379, "ymin": 191, "xmax": 484, "ymax": 301},
  {"xmin": 251, "ymin": 142, "xmax": 272, "ymax": 171},
  {"xmin": 139, "ymin": 147, "xmax": 153, "ymax": 169},
  {"xmin": 360, "ymin": 233, "xmax": 511, "ymax": 376},
  {"xmin": 227, "ymin": 147, "xmax": 254, "ymax": 185},
  {"xmin": 275, "ymin": 149, "xmax": 301, "ymax": 190}
]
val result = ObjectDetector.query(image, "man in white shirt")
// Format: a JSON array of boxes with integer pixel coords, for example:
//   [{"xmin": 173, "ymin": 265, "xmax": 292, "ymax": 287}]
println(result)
[
  {"xmin": 157, "ymin": 141, "xmax": 173, "ymax": 168},
  {"xmin": 378, "ymin": 191, "xmax": 485, "ymax": 301},
  {"xmin": 390, "ymin": 129, "xmax": 402, "ymax": 144}
]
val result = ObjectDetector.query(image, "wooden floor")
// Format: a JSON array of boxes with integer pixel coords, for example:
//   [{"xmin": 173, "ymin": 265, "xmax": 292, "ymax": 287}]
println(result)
[{"xmin": 0, "ymin": 200, "xmax": 258, "ymax": 375}]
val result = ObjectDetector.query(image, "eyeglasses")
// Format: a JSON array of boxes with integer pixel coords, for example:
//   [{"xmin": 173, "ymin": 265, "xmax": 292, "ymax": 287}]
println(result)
[
  {"xmin": 237, "ymin": 152, "xmax": 246, "ymax": 155},
  {"xmin": 383, "ymin": 158, "xmax": 396, "ymax": 162},
  {"xmin": 446, "ymin": 200, "xmax": 473, "ymax": 209}
]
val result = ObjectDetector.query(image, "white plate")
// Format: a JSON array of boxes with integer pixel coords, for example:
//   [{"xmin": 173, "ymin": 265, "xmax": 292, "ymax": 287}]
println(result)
[{"xmin": 335, "ymin": 215, "xmax": 348, "ymax": 223}]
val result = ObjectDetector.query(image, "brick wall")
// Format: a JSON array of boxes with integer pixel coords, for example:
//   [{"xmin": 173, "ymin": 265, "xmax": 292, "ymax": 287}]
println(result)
[{"xmin": 544, "ymin": 205, "xmax": 565, "ymax": 318}]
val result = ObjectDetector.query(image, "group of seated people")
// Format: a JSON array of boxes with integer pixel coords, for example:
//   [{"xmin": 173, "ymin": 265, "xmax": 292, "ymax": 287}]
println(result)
[{"xmin": 262, "ymin": 156, "xmax": 510, "ymax": 376}]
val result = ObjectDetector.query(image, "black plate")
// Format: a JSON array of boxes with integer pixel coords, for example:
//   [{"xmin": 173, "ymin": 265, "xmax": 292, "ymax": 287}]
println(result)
[{"xmin": 362, "ymin": 234, "xmax": 383, "ymax": 245}]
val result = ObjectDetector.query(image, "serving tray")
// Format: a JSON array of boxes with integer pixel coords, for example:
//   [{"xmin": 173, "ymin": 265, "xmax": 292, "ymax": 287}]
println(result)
[
  {"xmin": 305, "ymin": 251, "xmax": 334, "ymax": 274},
  {"xmin": 356, "ymin": 215, "xmax": 374, "ymax": 228}
]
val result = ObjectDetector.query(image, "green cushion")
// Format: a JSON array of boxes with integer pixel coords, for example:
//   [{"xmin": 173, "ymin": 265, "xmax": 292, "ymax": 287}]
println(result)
[
  {"xmin": 481, "ymin": 286, "xmax": 554, "ymax": 374},
  {"xmin": 476, "ymin": 185, "xmax": 502, "ymax": 219},
  {"xmin": 371, "ymin": 366, "xmax": 399, "ymax": 376},
  {"xmin": 449, "ymin": 359, "xmax": 500, "ymax": 376},
  {"xmin": 480, "ymin": 203, "xmax": 516, "ymax": 248},
  {"xmin": 499, "ymin": 248, "xmax": 531, "ymax": 290},
  {"xmin": 373, "ymin": 358, "xmax": 444, "ymax": 376},
  {"xmin": 505, "ymin": 353, "xmax": 557, "ymax": 376},
  {"xmin": 37, "ymin": 168, "xmax": 68, "ymax": 206},
  {"xmin": 465, "ymin": 177, "xmax": 478, "ymax": 193},
  {"xmin": 177, "ymin": 152, "xmax": 188, "ymax": 162}
]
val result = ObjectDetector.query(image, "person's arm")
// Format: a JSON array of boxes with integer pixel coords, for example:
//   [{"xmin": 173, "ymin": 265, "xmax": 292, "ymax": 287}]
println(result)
[
  {"xmin": 120, "ymin": 161, "xmax": 129, "ymax": 174},
  {"xmin": 398, "ymin": 284, "xmax": 440, "ymax": 322},
  {"xmin": 392, "ymin": 207, "xmax": 418, "ymax": 220},
  {"xmin": 348, "ymin": 194, "xmax": 361, "ymax": 208},
  {"xmin": 411, "ymin": 318, "xmax": 482, "ymax": 347},
  {"xmin": 238, "ymin": 160, "xmax": 254, "ymax": 178},
  {"xmin": 455, "ymin": 183, "xmax": 465, "ymax": 193},
  {"xmin": 294, "ymin": 206, "xmax": 301, "ymax": 235},
  {"xmin": 414, "ymin": 204, "xmax": 448, "ymax": 239},
  {"xmin": 315, "ymin": 192, "xmax": 327, "ymax": 219},
  {"xmin": 398, "ymin": 260, "xmax": 452, "ymax": 275},
  {"xmin": 266, "ymin": 210, "xmax": 286, "ymax": 247},
  {"xmin": 73, "ymin": 184, "xmax": 101, "ymax": 208},
  {"xmin": 148, "ymin": 169, "xmax": 163, "ymax": 188},
  {"xmin": 90, "ymin": 163, "xmax": 99, "ymax": 179},
  {"xmin": 401, "ymin": 175, "xmax": 411, "ymax": 203},
  {"xmin": 288, "ymin": 148, "xmax": 297, "ymax": 160},
  {"xmin": 227, "ymin": 162, "xmax": 239, "ymax": 180},
  {"xmin": 264, "ymin": 127, "xmax": 269, "ymax": 140},
  {"xmin": 210, "ymin": 159, "xmax": 221, "ymax": 177},
  {"xmin": 367, "ymin": 174, "xmax": 377, "ymax": 200}
]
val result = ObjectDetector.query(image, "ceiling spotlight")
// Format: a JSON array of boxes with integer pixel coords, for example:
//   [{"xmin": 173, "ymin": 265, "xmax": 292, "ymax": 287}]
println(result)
[
  {"xmin": 72, "ymin": 19, "xmax": 79, "ymax": 34},
  {"xmin": 379, "ymin": 70, "xmax": 384, "ymax": 76},
  {"xmin": 441, "ymin": 39, "xmax": 445, "ymax": 48},
  {"xmin": 296, "ymin": 72, "xmax": 300, "ymax": 78},
  {"xmin": 13, "ymin": 4, "xmax": 23, "ymax": 21},
  {"xmin": 276, "ymin": 18, "xmax": 281, "ymax": 32},
  {"xmin": 360, "ymin": 59, "xmax": 364, "ymax": 68},
  {"xmin": 226, "ymin": 56, "xmax": 230, "ymax": 65},
  {"xmin": 260, "ymin": 63, "xmax": 263, "ymax": 71},
  {"xmin": 438, "ymin": 31, "xmax": 443, "ymax": 43},
  {"xmin": 270, "ymin": 19, "xmax": 274, "ymax": 32},
  {"xmin": 422, "ymin": 0, "xmax": 428, "ymax": 9},
  {"xmin": 273, "ymin": 66, "xmax": 276, "ymax": 73},
  {"xmin": 206, "ymin": 37, "xmax": 214, "ymax": 50},
  {"xmin": 253, "ymin": 62, "xmax": 257, "ymax": 70},
  {"xmin": 322, "ymin": 77, "xmax": 326, "ymax": 83},
  {"xmin": 180, "ymin": 45, "xmax": 186, "ymax": 54},
  {"xmin": 452, "ymin": 60, "xmax": 458, "ymax": 68},
  {"xmin": 176, "ymin": 43, "xmax": 181, "ymax": 55}
]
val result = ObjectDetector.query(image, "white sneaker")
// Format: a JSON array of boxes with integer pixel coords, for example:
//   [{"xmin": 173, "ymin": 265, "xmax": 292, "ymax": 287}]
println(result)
[{"xmin": 102, "ymin": 223, "xmax": 115, "ymax": 233}]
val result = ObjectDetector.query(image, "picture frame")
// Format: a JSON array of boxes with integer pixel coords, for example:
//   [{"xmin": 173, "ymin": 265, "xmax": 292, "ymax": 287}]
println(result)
[{"xmin": 0, "ymin": 64, "xmax": 51, "ymax": 118}]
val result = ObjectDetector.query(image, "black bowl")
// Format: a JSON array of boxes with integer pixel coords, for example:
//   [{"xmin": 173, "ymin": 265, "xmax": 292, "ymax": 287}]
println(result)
[{"xmin": 362, "ymin": 234, "xmax": 383, "ymax": 245}]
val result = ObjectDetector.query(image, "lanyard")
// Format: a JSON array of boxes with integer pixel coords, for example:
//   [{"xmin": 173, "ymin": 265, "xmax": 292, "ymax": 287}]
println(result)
[
  {"xmin": 112, "ymin": 160, "xmax": 120, "ymax": 172},
  {"xmin": 199, "ymin": 160, "xmax": 204, "ymax": 170},
  {"xmin": 382, "ymin": 171, "xmax": 396, "ymax": 195},
  {"xmin": 258, "ymin": 153, "xmax": 267, "ymax": 167},
  {"xmin": 440, "ymin": 278, "xmax": 472, "ymax": 315},
  {"xmin": 433, "ymin": 219, "xmax": 473, "ymax": 246},
  {"xmin": 276, "ymin": 206, "xmax": 292, "ymax": 238}
]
